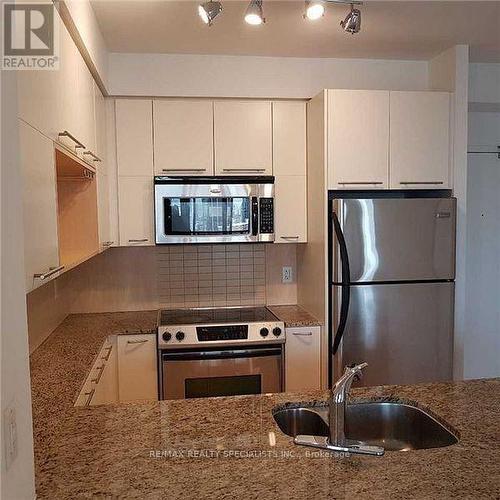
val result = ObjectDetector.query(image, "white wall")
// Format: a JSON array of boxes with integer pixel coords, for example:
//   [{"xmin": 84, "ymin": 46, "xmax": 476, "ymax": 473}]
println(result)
[
  {"xmin": 464, "ymin": 63, "xmax": 500, "ymax": 379},
  {"xmin": 108, "ymin": 53, "xmax": 429, "ymax": 98},
  {"xmin": 0, "ymin": 69, "xmax": 36, "ymax": 498},
  {"xmin": 428, "ymin": 45, "xmax": 469, "ymax": 381},
  {"xmin": 469, "ymin": 63, "xmax": 500, "ymax": 104}
]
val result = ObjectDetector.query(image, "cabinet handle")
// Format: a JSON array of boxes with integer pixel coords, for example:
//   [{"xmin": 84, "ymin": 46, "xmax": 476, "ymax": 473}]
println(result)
[
  {"xmin": 222, "ymin": 168, "xmax": 266, "ymax": 173},
  {"xmin": 91, "ymin": 365, "xmax": 105, "ymax": 384},
  {"xmin": 127, "ymin": 339, "xmax": 149, "ymax": 344},
  {"xmin": 83, "ymin": 388, "xmax": 95, "ymax": 406},
  {"xmin": 128, "ymin": 239, "xmax": 148, "ymax": 243},
  {"xmin": 292, "ymin": 331, "xmax": 313, "ymax": 336},
  {"xmin": 337, "ymin": 181, "xmax": 384, "ymax": 185},
  {"xmin": 33, "ymin": 265, "xmax": 65, "ymax": 280},
  {"xmin": 162, "ymin": 168, "xmax": 206, "ymax": 173},
  {"xmin": 101, "ymin": 346, "xmax": 113, "ymax": 361},
  {"xmin": 399, "ymin": 181, "xmax": 444, "ymax": 185},
  {"xmin": 102, "ymin": 241, "xmax": 114, "ymax": 248},
  {"xmin": 58, "ymin": 130, "xmax": 85, "ymax": 149},
  {"xmin": 83, "ymin": 151, "xmax": 102, "ymax": 162},
  {"xmin": 280, "ymin": 236, "xmax": 300, "ymax": 240}
]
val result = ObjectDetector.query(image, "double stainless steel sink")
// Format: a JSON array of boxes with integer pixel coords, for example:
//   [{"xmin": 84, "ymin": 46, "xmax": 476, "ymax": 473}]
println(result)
[{"xmin": 273, "ymin": 401, "xmax": 458, "ymax": 451}]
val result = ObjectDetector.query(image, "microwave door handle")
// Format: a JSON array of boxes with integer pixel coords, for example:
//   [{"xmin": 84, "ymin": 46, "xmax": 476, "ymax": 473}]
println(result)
[
  {"xmin": 252, "ymin": 197, "xmax": 259, "ymax": 236},
  {"xmin": 164, "ymin": 198, "xmax": 173, "ymax": 235},
  {"xmin": 332, "ymin": 211, "xmax": 351, "ymax": 355}
]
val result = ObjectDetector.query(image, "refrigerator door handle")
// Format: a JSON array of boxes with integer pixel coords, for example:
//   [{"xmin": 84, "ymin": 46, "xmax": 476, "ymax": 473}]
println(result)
[{"xmin": 332, "ymin": 211, "xmax": 351, "ymax": 355}]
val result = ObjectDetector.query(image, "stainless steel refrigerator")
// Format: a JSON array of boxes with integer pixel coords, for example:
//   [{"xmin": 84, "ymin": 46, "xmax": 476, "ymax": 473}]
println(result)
[{"xmin": 330, "ymin": 196, "xmax": 456, "ymax": 387}]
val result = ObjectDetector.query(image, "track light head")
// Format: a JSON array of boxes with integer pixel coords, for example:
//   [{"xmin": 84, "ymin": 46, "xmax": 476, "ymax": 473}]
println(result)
[
  {"xmin": 245, "ymin": 0, "xmax": 265, "ymax": 25},
  {"xmin": 305, "ymin": 1, "xmax": 325, "ymax": 21},
  {"xmin": 340, "ymin": 4, "xmax": 361, "ymax": 34},
  {"xmin": 198, "ymin": 1, "xmax": 223, "ymax": 26}
]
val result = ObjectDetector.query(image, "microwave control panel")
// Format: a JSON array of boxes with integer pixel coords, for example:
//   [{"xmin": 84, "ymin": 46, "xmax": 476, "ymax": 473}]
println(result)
[{"xmin": 259, "ymin": 198, "xmax": 274, "ymax": 234}]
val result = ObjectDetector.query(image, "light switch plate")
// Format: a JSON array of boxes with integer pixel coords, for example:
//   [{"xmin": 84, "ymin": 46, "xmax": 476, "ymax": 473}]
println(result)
[{"xmin": 282, "ymin": 266, "xmax": 293, "ymax": 283}]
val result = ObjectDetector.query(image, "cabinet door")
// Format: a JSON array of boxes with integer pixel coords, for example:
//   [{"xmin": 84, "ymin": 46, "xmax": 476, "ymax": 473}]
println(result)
[
  {"xmin": 75, "ymin": 55, "xmax": 96, "ymax": 156},
  {"xmin": 214, "ymin": 101, "xmax": 272, "ymax": 175},
  {"xmin": 19, "ymin": 121, "xmax": 60, "ymax": 292},
  {"xmin": 328, "ymin": 90, "xmax": 389, "ymax": 189},
  {"xmin": 273, "ymin": 101, "xmax": 306, "ymax": 176},
  {"xmin": 275, "ymin": 176, "xmax": 307, "ymax": 243},
  {"xmin": 93, "ymin": 83, "xmax": 107, "ymax": 170},
  {"xmin": 285, "ymin": 327, "xmax": 321, "ymax": 392},
  {"xmin": 97, "ymin": 172, "xmax": 111, "ymax": 248},
  {"xmin": 90, "ymin": 339, "xmax": 118, "ymax": 405},
  {"xmin": 118, "ymin": 177, "xmax": 153, "ymax": 246},
  {"xmin": 390, "ymin": 91, "xmax": 451, "ymax": 189},
  {"xmin": 117, "ymin": 334, "xmax": 158, "ymax": 402},
  {"xmin": 153, "ymin": 100, "xmax": 213, "ymax": 176},
  {"xmin": 116, "ymin": 100, "xmax": 153, "ymax": 176}
]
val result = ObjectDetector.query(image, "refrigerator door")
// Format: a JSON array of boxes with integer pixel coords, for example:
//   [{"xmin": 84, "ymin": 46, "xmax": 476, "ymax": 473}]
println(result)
[
  {"xmin": 332, "ymin": 198, "xmax": 456, "ymax": 283},
  {"xmin": 331, "ymin": 282, "xmax": 454, "ymax": 387}
]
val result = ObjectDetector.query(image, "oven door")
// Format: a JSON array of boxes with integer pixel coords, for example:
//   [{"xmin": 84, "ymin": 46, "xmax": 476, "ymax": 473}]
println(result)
[
  {"xmin": 162, "ymin": 345, "xmax": 283, "ymax": 400},
  {"xmin": 154, "ymin": 178, "xmax": 274, "ymax": 244}
]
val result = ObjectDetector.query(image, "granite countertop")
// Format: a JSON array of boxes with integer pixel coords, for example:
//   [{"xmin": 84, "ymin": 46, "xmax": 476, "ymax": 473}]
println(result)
[
  {"xmin": 268, "ymin": 304, "xmax": 321, "ymax": 327},
  {"xmin": 30, "ymin": 311, "xmax": 500, "ymax": 499}
]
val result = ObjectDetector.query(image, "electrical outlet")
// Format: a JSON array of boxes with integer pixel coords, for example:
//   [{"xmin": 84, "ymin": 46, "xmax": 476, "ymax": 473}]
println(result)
[
  {"xmin": 282, "ymin": 266, "xmax": 293, "ymax": 283},
  {"xmin": 3, "ymin": 403, "xmax": 18, "ymax": 471}
]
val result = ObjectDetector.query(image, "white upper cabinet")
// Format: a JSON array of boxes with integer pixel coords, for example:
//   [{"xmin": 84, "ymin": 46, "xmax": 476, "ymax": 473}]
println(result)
[
  {"xmin": 272, "ymin": 101, "xmax": 306, "ymax": 176},
  {"xmin": 328, "ymin": 90, "xmax": 390, "ymax": 189},
  {"xmin": 97, "ymin": 172, "xmax": 111, "ymax": 248},
  {"xmin": 272, "ymin": 101, "xmax": 307, "ymax": 243},
  {"xmin": 390, "ymin": 91, "xmax": 451, "ymax": 189},
  {"xmin": 214, "ymin": 101, "xmax": 272, "ymax": 175},
  {"xmin": 275, "ymin": 176, "xmax": 307, "ymax": 243},
  {"xmin": 93, "ymin": 83, "xmax": 107, "ymax": 168},
  {"xmin": 153, "ymin": 100, "xmax": 214, "ymax": 176},
  {"xmin": 116, "ymin": 100, "xmax": 154, "ymax": 176},
  {"xmin": 19, "ymin": 120, "xmax": 60, "ymax": 292},
  {"xmin": 118, "ymin": 177, "xmax": 154, "ymax": 246}
]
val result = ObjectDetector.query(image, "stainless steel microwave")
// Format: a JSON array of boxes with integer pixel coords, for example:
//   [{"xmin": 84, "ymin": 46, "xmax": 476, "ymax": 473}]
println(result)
[{"xmin": 154, "ymin": 176, "xmax": 275, "ymax": 244}]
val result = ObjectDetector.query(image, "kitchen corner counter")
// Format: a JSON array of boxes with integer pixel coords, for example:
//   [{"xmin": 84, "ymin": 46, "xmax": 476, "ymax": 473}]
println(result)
[
  {"xmin": 30, "ymin": 311, "xmax": 500, "ymax": 499},
  {"xmin": 268, "ymin": 304, "xmax": 321, "ymax": 328}
]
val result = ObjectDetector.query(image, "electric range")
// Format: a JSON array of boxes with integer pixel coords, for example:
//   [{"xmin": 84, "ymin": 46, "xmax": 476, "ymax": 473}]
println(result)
[{"xmin": 157, "ymin": 307, "xmax": 285, "ymax": 400}]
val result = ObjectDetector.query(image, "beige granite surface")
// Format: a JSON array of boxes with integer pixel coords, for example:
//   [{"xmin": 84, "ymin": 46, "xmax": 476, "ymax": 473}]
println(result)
[
  {"xmin": 30, "ymin": 311, "xmax": 500, "ymax": 499},
  {"xmin": 268, "ymin": 304, "xmax": 321, "ymax": 327}
]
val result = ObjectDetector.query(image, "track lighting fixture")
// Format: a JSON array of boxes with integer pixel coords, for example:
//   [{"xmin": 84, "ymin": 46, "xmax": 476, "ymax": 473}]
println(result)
[
  {"xmin": 340, "ymin": 4, "xmax": 361, "ymax": 34},
  {"xmin": 198, "ymin": 1, "xmax": 223, "ymax": 26},
  {"xmin": 305, "ymin": 1, "xmax": 325, "ymax": 21},
  {"xmin": 245, "ymin": 0, "xmax": 265, "ymax": 25}
]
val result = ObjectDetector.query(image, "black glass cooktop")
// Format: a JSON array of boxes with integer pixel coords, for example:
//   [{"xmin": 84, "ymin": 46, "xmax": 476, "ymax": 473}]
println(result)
[{"xmin": 159, "ymin": 307, "xmax": 278, "ymax": 326}]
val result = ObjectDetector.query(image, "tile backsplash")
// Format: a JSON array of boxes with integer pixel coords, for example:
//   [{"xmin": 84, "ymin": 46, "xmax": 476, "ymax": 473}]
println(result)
[{"xmin": 157, "ymin": 245, "xmax": 266, "ymax": 308}]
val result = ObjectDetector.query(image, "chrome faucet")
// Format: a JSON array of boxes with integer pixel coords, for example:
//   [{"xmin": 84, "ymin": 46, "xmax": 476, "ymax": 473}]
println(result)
[{"xmin": 294, "ymin": 362, "xmax": 384, "ymax": 456}]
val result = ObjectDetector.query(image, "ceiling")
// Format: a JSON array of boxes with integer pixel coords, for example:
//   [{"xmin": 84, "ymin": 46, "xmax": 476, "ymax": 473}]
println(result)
[{"xmin": 91, "ymin": 1, "xmax": 500, "ymax": 62}]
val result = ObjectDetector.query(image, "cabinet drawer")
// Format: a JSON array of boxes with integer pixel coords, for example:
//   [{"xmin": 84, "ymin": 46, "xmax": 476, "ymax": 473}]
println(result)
[{"xmin": 285, "ymin": 326, "xmax": 321, "ymax": 392}]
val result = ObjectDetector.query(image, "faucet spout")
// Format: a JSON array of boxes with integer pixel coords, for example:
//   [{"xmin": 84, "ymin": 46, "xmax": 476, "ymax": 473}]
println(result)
[{"xmin": 329, "ymin": 363, "xmax": 368, "ymax": 446}]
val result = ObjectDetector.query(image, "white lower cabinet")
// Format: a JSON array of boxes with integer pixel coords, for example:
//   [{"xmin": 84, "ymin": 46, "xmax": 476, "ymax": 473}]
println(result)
[
  {"xmin": 78, "ymin": 334, "xmax": 158, "ymax": 406},
  {"xmin": 285, "ymin": 326, "xmax": 321, "ymax": 392},
  {"xmin": 116, "ymin": 334, "xmax": 158, "ymax": 402},
  {"xmin": 118, "ymin": 176, "xmax": 154, "ymax": 246},
  {"xmin": 90, "ymin": 338, "xmax": 118, "ymax": 405}
]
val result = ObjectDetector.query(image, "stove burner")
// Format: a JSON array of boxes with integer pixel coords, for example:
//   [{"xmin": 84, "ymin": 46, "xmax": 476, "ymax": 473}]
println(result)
[{"xmin": 159, "ymin": 307, "xmax": 278, "ymax": 326}]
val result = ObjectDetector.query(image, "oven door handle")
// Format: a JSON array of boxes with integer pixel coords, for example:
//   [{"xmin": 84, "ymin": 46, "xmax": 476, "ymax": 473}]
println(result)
[{"xmin": 162, "ymin": 347, "xmax": 282, "ymax": 361}]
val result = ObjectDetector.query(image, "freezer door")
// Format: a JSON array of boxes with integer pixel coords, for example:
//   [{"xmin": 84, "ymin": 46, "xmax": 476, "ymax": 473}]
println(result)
[
  {"xmin": 331, "ymin": 282, "xmax": 454, "ymax": 387},
  {"xmin": 332, "ymin": 198, "xmax": 456, "ymax": 283}
]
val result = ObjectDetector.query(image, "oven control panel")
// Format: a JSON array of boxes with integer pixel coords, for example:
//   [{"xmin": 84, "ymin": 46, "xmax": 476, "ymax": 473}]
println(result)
[
  {"xmin": 259, "ymin": 198, "xmax": 274, "ymax": 234},
  {"xmin": 197, "ymin": 325, "xmax": 248, "ymax": 342},
  {"xmin": 158, "ymin": 321, "xmax": 285, "ymax": 349}
]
